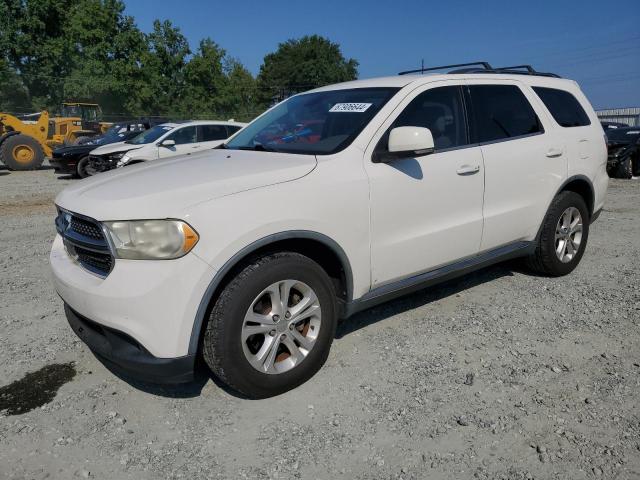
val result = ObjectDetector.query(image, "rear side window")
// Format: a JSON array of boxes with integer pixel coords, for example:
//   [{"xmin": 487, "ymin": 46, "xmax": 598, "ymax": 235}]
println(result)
[
  {"xmin": 226, "ymin": 125, "xmax": 242, "ymax": 136},
  {"xmin": 468, "ymin": 85, "xmax": 543, "ymax": 143},
  {"xmin": 532, "ymin": 87, "xmax": 591, "ymax": 127},
  {"xmin": 200, "ymin": 124, "xmax": 228, "ymax": 141}
]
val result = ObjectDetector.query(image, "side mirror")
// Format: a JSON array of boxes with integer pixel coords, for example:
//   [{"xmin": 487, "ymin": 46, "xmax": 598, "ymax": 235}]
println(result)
[
  {"xmin": 160, "ymin": 139, "xmax": 175, "ymax": 148},
  {"xmin": 374, "ymin": 126, "xmax": 435, "ymax": 163}
]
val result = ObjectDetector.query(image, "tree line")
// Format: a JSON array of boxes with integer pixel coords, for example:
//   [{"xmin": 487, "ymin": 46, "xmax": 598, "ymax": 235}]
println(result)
[{"xmin": 0, "ymin": 0, "xmax": 358, "ymax": 121}]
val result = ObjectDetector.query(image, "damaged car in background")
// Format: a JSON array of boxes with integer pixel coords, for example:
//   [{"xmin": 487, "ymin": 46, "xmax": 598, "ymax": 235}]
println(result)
[
  {"xmin": 606, "ymin": 127, "xmax": 640, "ymax": 178},
  {"xmin": 87, "ymin": 120, "xmax": 246, "ymax": 174},
  {"xmin": 50, "ymin": 121, "xmax": 153, "ymax": 178}
]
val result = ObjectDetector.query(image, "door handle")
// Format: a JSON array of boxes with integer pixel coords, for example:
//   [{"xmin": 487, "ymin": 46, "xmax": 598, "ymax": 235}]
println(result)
[
  {"xmin": 456, "ymin": 164, "xmax": 480, "ymax": 175},
  {"xmin": 545, "ymin": 148, "xmax": 564, "ymax": 158}
]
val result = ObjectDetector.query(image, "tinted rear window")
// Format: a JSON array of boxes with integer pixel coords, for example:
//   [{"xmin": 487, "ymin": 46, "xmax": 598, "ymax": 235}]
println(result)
[
  {"xmin": 226, "ymin": 125, "xmax": 242, "ymax": 136},
  {"xmin": 200, "ymin": 124, "xmax": 228, "ymax": 141},
  {"xmin": 468, "ymin": 85, "xmax": 542, "ymax": 143},
  {"xmin": 532, "ymin": 87, "xmax": 591, "ymax": 128}
]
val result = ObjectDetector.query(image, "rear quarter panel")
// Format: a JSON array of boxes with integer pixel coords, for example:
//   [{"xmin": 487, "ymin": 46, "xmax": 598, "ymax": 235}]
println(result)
[{"xmin": 565, "ymin": 85, "xmax": 608, "ymax": 214}]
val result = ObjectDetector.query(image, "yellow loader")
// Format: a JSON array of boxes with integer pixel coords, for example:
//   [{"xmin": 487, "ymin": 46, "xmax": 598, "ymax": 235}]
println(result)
[{"xmin": 0, "ymin": 103, "xmax": 111, "ymax": 170}]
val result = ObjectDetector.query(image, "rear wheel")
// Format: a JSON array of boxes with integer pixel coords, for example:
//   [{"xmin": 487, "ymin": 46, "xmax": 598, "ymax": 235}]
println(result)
[
  {"xmin": 0, "ymin": 134, "xmax": 45, "ymax": 171},
  {"xmin": 526, "ymin": 191, "xmax": 590, "ymax": 276},
  {"xmin": 202, "ymin": 252, "xmax": 337, "ymax": 398}
]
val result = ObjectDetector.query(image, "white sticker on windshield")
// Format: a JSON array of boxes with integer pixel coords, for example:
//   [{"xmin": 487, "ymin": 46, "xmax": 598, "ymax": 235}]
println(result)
[{"xmin": 329, "ymin": 102, "xmax": 372, "ymax": 113}]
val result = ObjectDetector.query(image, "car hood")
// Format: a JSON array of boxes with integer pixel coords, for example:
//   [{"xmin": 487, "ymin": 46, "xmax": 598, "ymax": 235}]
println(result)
[
  {"xmin": 55, "ymin": 149, "xmax": 317, "ymax": 220},
  {"xmin": 52, "ymin": 144, "xmax": 94, "ymax": 157},
  {"xmin": 90, "ymin": 141, "xmax": 144, "ymax": 156}
]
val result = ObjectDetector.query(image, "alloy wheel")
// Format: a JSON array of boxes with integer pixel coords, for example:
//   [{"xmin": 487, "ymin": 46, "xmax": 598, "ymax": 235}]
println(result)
[
  {"xmin": 241, "ymin": 279, "xmax": 321, "ymax": 374},
  {"xmin": 555, "ymin": 207, "xmax": 583, "ymax": 263}
]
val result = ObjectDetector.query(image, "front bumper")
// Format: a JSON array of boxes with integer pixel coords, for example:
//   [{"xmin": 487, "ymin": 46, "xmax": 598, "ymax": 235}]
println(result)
[
  {"xmin": 89, "ymin": 155, "xmax": 118, "ymax": 173},
  {"xmin": 65, "ymin": 304, "xmax": 195, "ymax": 383},
  {"xmin": 51, "ymin": 234, "xmax": 217, "ymax": 363},
  {"xmin": 49, "ymin": 158, "xmax": 77, "ymax": 174}
]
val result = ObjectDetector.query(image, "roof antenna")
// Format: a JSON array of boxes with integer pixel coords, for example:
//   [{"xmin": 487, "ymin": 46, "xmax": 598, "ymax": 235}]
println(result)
[{"xmin": 421, "ymin": 59, "xmax": 424, "ymax": 74}]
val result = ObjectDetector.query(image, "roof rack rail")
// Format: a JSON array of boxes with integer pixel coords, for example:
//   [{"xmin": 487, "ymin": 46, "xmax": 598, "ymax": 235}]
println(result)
[
  {"xmin": 493, "ymin": 65, "xmax": 561, "ymax": 78},
  {"xmin": 398, "ymin": 61, "xmax": 493, "ymax": 75},
  {"xmin": 398, "ymin": 62, "xmax": 561, "ymax": 78}
]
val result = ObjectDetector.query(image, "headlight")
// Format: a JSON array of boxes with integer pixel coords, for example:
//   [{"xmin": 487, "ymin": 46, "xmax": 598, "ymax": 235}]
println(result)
[
  {"xmin": 116, "ymin": 155, "xmax": 130, "ymax": 167},
  {"xmin": 103, "ymin": 220, "xmax": 199, "ymax": 260},
  {"xmin": 111, "ymin": 152, "xmax": 126, "ymax": 160}
]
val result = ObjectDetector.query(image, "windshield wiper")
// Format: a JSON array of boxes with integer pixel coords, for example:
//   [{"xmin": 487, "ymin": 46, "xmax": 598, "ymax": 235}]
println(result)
[{"xmin": 236, "ymin": 143, "xmax": 278, "ymax": 152}]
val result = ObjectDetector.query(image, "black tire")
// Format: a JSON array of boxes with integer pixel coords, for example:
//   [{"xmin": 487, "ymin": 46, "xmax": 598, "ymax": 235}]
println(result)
[
  {"xmin": 76, "ymin": 156, "xmax": 91, "ymax": 178},
  {"xmin": 526, "ymin": 191, "xmax": 590, "ymax": 277},
  {"xmin": 0, "ymin": 134, "xmax": 45, "ymax": 170},
  {"xmin": 202, "ymin": 252, "xmax": 337, "ymax": 398},
  {"xmin": 612, "ymin": 157, "xmax": 633, "ymax": 179}
]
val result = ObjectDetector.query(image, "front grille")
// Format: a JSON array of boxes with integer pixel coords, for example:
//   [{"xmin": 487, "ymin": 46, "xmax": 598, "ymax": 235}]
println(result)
[
  {"xmin": 70, "ymin": 216, "xmax": 104, "ymax": 240},
  {"xmin": 88, "ymin": 155, "xmax": 117, "ymax": 173},
  {"xmin": 74, "ymin": 245, "xmax": 114, "ymax": 273},
  {"xmin": 55, "ymin": 209, "xmax": 114, "ymax": 277}
]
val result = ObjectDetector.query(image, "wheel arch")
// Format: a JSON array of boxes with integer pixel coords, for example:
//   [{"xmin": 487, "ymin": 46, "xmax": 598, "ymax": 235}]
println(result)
[
  {"xmin": 533, "ymin": 175, "xmax": 595, "ymax": 244},
  {"xmin": 188, "ymin": 231, "xmax": 354, "ymax": 355},
  {"xmin": 558, "ymin": 175, "xmax": 595, "ymax": 217}
]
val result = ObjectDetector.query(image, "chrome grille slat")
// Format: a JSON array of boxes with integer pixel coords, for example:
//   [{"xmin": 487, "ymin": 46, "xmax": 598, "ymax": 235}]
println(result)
[{"xmin": 55, "ymin": 208, "xmax": 114, "ymax": 277}]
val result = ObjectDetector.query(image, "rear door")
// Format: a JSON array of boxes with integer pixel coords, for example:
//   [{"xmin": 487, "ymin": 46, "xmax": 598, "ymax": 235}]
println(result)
[
  {"xmin": 465, "ymin": 80, "xmax": 566, "ymax": 251},
  {"xmin": 159, "ymin": 126, "xmax": 198, "ymax": 158},
  {"xmin": 197, "ymin": 124, "xmax": 231, "ymax": 150}
]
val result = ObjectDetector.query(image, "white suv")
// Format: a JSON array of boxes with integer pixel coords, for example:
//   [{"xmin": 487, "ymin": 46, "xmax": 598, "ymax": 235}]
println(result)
[
  {"xmin": 50, "ymin": 63, "xmax": 608, "ymax": 398},
  {"xmin": 87, "ymin": 120, "xmax": 246, "ymax": 173}
]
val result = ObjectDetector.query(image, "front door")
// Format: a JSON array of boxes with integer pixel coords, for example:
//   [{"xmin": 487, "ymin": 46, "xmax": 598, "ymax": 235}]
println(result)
[
  {"xmin": 159, "ymin": 126, "xmax": 199, "ymax": 158},
  {"xmin": 365, "ymin": 83, "xmax": 485, "ymax": 288}
]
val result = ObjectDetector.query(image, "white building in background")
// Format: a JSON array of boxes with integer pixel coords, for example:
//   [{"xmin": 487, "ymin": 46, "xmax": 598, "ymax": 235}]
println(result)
[{"xmin": 596, "ymin": 107, "xmax": 640, "ymax": 126}]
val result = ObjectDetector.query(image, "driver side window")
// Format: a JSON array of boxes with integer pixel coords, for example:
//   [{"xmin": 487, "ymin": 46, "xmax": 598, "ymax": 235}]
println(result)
[
  {"xmin": 166, "ymin": 126, "xmax": 197, "ymax": 145},
  {"xmin": 379, "ymin": 86, "xmax": 469, "ymax": 153}
]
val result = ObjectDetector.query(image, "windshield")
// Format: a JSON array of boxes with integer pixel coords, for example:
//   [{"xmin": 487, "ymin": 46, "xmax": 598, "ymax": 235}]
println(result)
[
  {"xmin": 90, "ymin": 125, "xmax": 135, "ymax": 145},
  {"xmin": 60, "ymin": 104, "xmax": 100, "ymax": 121},
  {"xmin": 126, "ymin": 125, "xmax": 174, "ymax": 145},
  {"xmin": 225, "ymin": 87, "xmax": 399, "ymax": 155}
]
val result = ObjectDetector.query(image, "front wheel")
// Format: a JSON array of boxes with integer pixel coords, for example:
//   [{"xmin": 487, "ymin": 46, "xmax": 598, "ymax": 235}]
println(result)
[
  {"xmin": 0, "ymin": 134, "xmax": 45, "ymax": 170},
  {"xmin": 526, "ymin": 191, "xmax": 590, "ymax": 276},
  {"xmin": 75, "ymin": 156, "xmax": 94, "ymax": 178},
  {"xmin": 202, "ymin": 252, "xmax": 337, "ymax": 398},
  {"xmin": 612, "ymin": 157, "xmax": 633, "ymax": 179}
]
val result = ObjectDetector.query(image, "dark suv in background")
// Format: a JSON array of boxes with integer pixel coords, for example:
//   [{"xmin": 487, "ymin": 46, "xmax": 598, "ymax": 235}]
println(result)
[{"xmin": 606, "ymin": 127, "xmax": 640, "ymax": 178}]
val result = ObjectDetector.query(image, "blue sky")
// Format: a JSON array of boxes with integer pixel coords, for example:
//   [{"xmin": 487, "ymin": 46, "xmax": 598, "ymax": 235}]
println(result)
[{"xmin": 124, "ymin": 0, "xmax": 640, "ymax": 109}]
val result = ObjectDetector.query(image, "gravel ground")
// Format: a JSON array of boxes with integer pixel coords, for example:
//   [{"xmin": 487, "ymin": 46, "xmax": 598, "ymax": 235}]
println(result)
[{"xmin": 1, "ymin": 164, "xmax": 639, "ymax": 480}]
